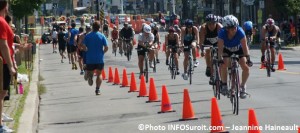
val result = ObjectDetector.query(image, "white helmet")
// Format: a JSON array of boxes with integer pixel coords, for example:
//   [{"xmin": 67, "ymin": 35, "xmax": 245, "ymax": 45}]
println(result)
[
  {"xmin": 143, "ymin": 24, "xmax": 151, "ymax": 33},
  {"xmin": 222, "ymin": 15, "xmax": 239, "ymax": 28}
]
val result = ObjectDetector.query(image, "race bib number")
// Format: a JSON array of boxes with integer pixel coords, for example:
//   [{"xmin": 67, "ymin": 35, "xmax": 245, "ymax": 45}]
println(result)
[
  {"xmin": 225, "ymin": 45, "xmax": 240, "ymax": 52},
  {"xmin": 206, "ymin": 37, "xmax": 218, "ymax": 44}
]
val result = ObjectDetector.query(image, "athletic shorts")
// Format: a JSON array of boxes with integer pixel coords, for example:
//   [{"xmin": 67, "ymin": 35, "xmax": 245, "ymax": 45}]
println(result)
[
  {"xmin": 52, "ymin": 38, "xmax": 58, "ymax": 44},
  {"xmin": 58, "ymin": 43, "xmax": 66, "ymax": 52},
  {"xmin": 67, "ymin": 45, "xmax": 77, "ymax": 53},
  {"xmin": 183, "ymin": 40, "xmax": 197, "ymax": 52},
  {"xmin": 3, "ymin": 64, "xmax": 11, "ymax": 91},
  {"xmin": 223, "ymin": 47, "xmax": 244, "ymax": 58},
  {"xmin": 85, "ymin": 64, "xmax": 104, "ymax": 71},
  {"xmin": 137, "ymin": 45, "xmax": 148, "ymax": 56}
]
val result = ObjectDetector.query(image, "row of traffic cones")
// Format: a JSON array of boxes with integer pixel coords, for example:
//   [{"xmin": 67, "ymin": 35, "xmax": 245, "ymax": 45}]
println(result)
[
  {"xmin": 260, "ymin": 52, "xmax": 286, "ymax": 70},
  {"xmin": 102, "ymin": 66, "xmax": 299, "ymax": 133}
]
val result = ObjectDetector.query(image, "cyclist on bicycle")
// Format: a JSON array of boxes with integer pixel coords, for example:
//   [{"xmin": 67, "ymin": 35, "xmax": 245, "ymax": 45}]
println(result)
[
  {"xmin": 120, "ymin": 22, "xmax": 134, "ymax": 56},
  {"xmin": 137, "ymin": 24, "xmax": 155, "ymax": 77},
  {"xmin": 218, "ymin": 15, "xmax": 252, "ymax": 99},
  {"xmin": 243, "ymin": 20, "xmax": 253, "ymax": 46},
  {"xmin": 181, "ymin": 19, "xmax": 199, "ymax": 80},
  {"xmin": 111, "ymin": 26, "xmax": 119, "ymax": 54},
  {"xmin": 165, "ymin": 26, "xmax": 180, "ymax": 75},
  {"xmin": 150, "ymin": 22, "xmax": 160, "ymax": 64},
  {"xmin": 199, "ymin": 14, "xmax": 223, "ymax": 81},
  {"xmin": 260, "ymin": 18, "xmax": 280, "ymax": 72},
  {"xmin": 103, "ymin": 19, "xmax": 109, "ymax": 38}
]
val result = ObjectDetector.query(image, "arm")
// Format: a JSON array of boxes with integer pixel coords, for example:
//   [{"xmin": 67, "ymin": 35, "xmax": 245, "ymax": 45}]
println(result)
[
  {"xmin": 217, "ymin": 38, "xmax": 224, "ymax": 60},
  {"xmin": 194, "ymin": 26, "xmax": 199, "ymax": 45},
  {"xmin": 241, "ymin": 37, "xmax": 249, "ymax": 56},
  {"xmin": 104, "ymin": 46, "xmax": 108, "ymax": 53},
  {"xmin": 260, "ymin": 27, "xmax": 266, "ymax": 45},
  {"xmin": 199, "ymin": 25, "xmax": 206, "ymax": 50}
]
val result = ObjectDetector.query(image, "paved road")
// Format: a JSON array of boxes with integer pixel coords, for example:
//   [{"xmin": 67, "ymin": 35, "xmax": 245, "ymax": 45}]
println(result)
[{"xmin": 38, "ymin": 32, "xmax": 300, "ymax": 133}]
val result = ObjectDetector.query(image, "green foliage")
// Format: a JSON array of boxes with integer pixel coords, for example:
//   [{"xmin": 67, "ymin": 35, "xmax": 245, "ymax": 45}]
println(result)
[
  {"xmin": 10, "ymin": 0, "xmax": 45, "ymax": 19},
  {"xmin": 285, "ymin": 0, "xmax": 300, "ymax": 15}
]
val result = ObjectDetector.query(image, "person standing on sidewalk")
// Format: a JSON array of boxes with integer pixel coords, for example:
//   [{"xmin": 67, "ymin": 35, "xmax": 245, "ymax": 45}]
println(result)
[
  {"xmin": 82, "ymin": 21, "xmax": 108, "ymax": 95},
  {"xmin": 67, "ymin": 22, "xmax": 79, "ymax": 70},
  {"xmin": 0, "ymin": 1, "xmax": 16, "ymax": 132}
]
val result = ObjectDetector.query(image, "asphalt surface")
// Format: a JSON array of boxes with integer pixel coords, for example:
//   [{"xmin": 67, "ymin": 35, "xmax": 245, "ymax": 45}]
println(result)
[{"xmin": 37, "ymin": 32, "xmax": 300, "ymax": 133}]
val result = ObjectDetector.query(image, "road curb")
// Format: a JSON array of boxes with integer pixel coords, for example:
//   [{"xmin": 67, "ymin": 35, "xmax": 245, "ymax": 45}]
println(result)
[{"xmin": 17, "ymin": 45, "xmax": 40, "ymax": 133}]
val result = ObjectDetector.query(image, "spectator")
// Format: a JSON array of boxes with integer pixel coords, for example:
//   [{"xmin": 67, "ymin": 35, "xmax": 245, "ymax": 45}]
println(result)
[{"xmin": 0, "ymin": 1, "xmax": 17, "ymax": 132}]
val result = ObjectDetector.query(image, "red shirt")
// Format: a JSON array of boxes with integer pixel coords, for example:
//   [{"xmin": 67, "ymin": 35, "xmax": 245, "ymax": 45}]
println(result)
[
  {"xmin": 173, "ymin": 19, "xmax": 179, "ymax": 25},
  {"xmin": 0, "ymin": 17, "xmax": 14, "ymax": 64},
  {"xmin": 111, "ymin": 30, "xmax": 119, "ymax": 39}
]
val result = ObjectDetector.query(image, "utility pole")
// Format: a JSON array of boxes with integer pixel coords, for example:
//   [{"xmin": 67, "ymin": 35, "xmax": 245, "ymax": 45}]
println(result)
[
  {"xmin": 172, "ymin": 0, "xmax": 175, "ymax": 14},
  {"xmin": 96, "ymin": 0, "xmax": 99, "ymax": 20}
]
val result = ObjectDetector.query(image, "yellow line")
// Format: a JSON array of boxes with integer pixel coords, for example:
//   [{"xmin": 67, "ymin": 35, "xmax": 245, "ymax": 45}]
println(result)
[{"xmin": 277, "ymin": 71, "xmax": 300, "ymax": 75}]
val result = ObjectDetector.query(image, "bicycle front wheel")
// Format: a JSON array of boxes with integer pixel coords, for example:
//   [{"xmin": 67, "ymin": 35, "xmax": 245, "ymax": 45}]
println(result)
[
  {"xmin": 189, "ymin": 58, "xmax": 193, "ymax": 85},
  {"xmin": 144, "ymin": 55, "xmax": 149, "ymax": 83},
  {"xmin": 266, "ymin": 50, "xmax": 271, "ymax": 77}
]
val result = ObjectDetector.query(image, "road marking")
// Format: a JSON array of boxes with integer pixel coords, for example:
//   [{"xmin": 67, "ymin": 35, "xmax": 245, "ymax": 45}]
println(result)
[{"xmin": 277, "ymin": 71, "xmax": 300, "ymax": 75}]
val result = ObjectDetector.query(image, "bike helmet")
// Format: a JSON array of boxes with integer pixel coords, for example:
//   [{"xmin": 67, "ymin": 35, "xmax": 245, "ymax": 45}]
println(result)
[
  {"xmin": 205, "ymin": 14, "xmax": 218, "ymax": 23},
  {"xmin": 168, "ymin": 26, "xmax": 175, "ymax": 32},
  {"xmin": 266, "ymin": 18, "xmax": 275, "ymax": 26},
  {"xmin": 143, "ymin": 24, "xmax": 151, "ymax": 33},
  {"xmin": 113, "ymin": 25, "xmax": 117, "ymax": 29},
  {"xmin": 222, "ymin": 15, "xmax": 239, "ymax": 28},
  {"xmin": 185, "ymin": 19, "xmax": 193, "ymax": 27},
  {"xmin": 124, "ymin": 22, "xmax": 128, "ymax": 26},
  {"xmin": 174, "ymin": 25, "xmax": 180, "ymax": 31},
  {"xmin": 150, "ymin": 23, "xmax": 156, "ymax": 29}
]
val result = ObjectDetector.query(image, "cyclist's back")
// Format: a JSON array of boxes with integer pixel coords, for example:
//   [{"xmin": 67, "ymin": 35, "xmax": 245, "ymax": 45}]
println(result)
[
  {"xmin": 121, "ymin": 27, "xmax": 133, "ymax": 39},
  {"xmin": 243, "ymin": 21, "xmax": 253, "ymax": 36}
]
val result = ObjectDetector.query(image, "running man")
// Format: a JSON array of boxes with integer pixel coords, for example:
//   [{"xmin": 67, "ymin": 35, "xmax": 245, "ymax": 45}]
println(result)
[
  {"xmin": 57, "ymin": 26, "xmax": 67, "ymax": 63},
  {"xmin": 52, "ymin": 28, "xmax": 58, "ymax": 53},
  {"xmin": 77, "ymin": 25, "xmax": 92, "ymax": 75},
  {"xmin": 82, "ymin": 21, "xmax": 108, "ymax": 95},
  {"xmin": 67, "ymin": 22, "xmax": 79, "ymax": 70}
]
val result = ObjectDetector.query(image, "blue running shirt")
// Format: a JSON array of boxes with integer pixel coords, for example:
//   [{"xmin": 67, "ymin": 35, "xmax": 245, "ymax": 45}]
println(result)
[{"xmin": 83, "ymin": 31, "xmax": 108, "ymax": 64}]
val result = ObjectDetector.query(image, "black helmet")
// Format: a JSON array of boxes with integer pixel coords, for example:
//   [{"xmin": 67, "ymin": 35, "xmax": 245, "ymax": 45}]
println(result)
[{"xmin": 205, "ymin": 14, "xmax": 218, "ymax": 23}]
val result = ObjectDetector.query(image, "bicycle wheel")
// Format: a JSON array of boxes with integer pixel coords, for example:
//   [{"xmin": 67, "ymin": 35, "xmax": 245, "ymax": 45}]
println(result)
[
  {"xmin": 172, "ymin": 56, "xmax": 177, "ymax": 79},
  {"xmin": 169, "ymin": 55, "xmax": 174, "ymax": 79},
  {"xmin": 213, "ymin": 64, "xmax": 221, "ymax": 100},
  {"xmin": 266, "ymin": 50, "xmax": 271, "ymax": 77},
  {"xmin": 153, "ymin": 56, "xmax": 156, "ymax": 73},
  {"xmin": 144, "ymin": 55, "xmax": 149, "ymax": 83},
  {"xmin": 230, "ymin": 70, "xmax": 239, "ymax": 115}
]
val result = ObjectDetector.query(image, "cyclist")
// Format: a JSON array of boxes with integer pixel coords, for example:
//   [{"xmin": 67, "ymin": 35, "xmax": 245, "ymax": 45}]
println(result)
[
  {"xmin": 260, "ymin": 18, "xmax": 280, "ymax": 72},
  {"xmin": 137, "ymin": 24, "xmax": 154, "ymax": 77},
  {"xmin": 120, "ymin": 22, "xmax": 134, "ymax": 56},
  {"xmin": 150, "ymin": 23, "xmax": 160, "ymax": 63},
  {"xmin": 165, "ymin": 26, "xmax": 180, "ymax": 75},
  {"xmin": 181, "ymin": 19, "xmax": 199, "ymax": 80},
  {"xmin": 103, "ymin": 19, "xmax": 109, "ymax": 38},
  {"xmin": 199, "ymin": 14, "xmax": 223, "ymax": 83},
  {"xmin": 218, "ymin": 15, "xmax": 252, "ymax": 99},
  {"xmin": 111, "ymin": 25, "xmax": 119, "ymax": 54},
  {"xmin": 243, "ymin": 20, "xmax": 253, "ymax": 46}
]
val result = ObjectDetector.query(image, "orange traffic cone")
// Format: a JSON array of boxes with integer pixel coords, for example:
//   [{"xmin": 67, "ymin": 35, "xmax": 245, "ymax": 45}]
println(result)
[
  {"xmin": 101, "ymin": 69, "xmax": 106, "ymax": 80},
  {"xmin": 113, "ymin": 68, "xmax": 120, "ymax": 85},
  {"xmin": 298, "ymin": 127, "xmax": 300, "ymax": 133},
  {"xmin": 179, "ymin": 89, "xmax": 198, "ymax": 121},
  {"xmin": 277, "ymin": 53, "xmax": 286, "ymax": 70},
  {"xmin": 128, "ymin": 72, "xmax": 139, "ymax": 93},
  {"xmin": 248, "ymin": 108, "xmax": 261, "ymax": 133},
  {"xmin": 211, "ymin": 97, "xmax": 227, "ymax": 133},
  {"xmin": 146, "ymin": 78, "xmax": 160, "ymax": 103},
  {"xmin": 107, "ymin": 67, "xmax": 114, "ymax": 83},
  {"xmin": 259, "ymin": 63, "xmax": 266, "ymax": 69},
  {"xmin": 137, "ymin": 75, "xmax": 148, "ymax": 97},
  {"xmin": 158, "ymin": 85, "xmax": 175, "ymax": 113},
  {"xmin": 39, "ymin": 39, "xmax": 42, "ymax": 44},
  {"xmin": 121, "ymin": 68, "xmax": 129, "ymax": 87}
]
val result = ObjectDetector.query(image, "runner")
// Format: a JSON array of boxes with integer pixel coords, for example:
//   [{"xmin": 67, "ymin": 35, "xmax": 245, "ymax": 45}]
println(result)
[
  {"xmin": 57, "ymin": 26, "xmax": 67, "ymax": 63},
  {"xmin": 52, "ymin": 28, "xmax": 58, "ymax": 53},
  {"xmin": 75, "ymin": 27, "xmax": 84, "ymax": 75},
  {"xmin": 67, "ymin": 22, "xmax": 79, "ymax": 70},
  {"xmin": 82, "ymin": 21, "xmax": 108, "ymax": 95}
]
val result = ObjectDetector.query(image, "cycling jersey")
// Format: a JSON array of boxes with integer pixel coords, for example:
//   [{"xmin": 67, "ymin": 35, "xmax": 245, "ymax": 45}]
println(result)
[
  {"xmin": 120, "ymin": 27, "xmax": 134, "ymax": 39},
  {"xmin": 243, "ymin": 21, "xmax": 253, "ymax": 31},
  {"xmin": 218, "ymin": 26, "xmax": 245, "ymax": 52},
  {"xmin": 183, "ymin": 27, "xmax": 196, "ymax": 46},
  {"xmin": 167, "ymin": 34, "xmax": 177, "ymax": 46},
  {"xmin": 204, "ymin": 24, "xmax": 218, "ymax": 46},
  {"xmin": 111, "ymin": 30, "xmax": 118, "ymax": 39}
]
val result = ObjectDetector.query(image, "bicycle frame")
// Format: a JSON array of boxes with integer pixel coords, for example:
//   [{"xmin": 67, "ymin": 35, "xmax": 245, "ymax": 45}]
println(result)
[
  {"xmin": 123, "ymin": 38, "xmax": 132, "ymax": 61},
  {"xmin": 265, "ymin": 36, "xmax": 272, "ymax": 77},
  {"xmin": 229, "ymin": 54, "xmax": 240, "ymax": 115},
  {"xmin": 184, "ymin": 45, "xmax": 194, "ymax": 84},
  {"xmin": 168, "ymin": 45, "xmax": 178, "ymax": 79},
  {"xmin": 208, "ymin": 45, "xmax": 221, "ymax": 99}
]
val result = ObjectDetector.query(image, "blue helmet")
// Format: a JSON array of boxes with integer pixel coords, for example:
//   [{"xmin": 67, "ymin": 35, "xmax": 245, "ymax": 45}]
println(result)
[{"xmin": 185, "ymin": 19, "xmax": 193, "ymax": 27}]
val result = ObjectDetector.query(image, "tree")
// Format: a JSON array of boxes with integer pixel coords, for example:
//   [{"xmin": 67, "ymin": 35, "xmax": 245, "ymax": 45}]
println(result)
[{"xmin": 10, "ymin": 0, "xmax": 45, "ymax": 19}]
